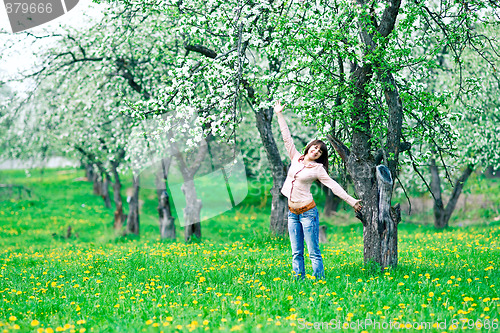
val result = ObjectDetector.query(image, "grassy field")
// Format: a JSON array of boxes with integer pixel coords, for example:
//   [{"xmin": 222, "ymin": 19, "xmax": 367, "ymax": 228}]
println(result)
[{"xmin": 0, "ymin": 168, "xmax": 498, "ymax": 332}]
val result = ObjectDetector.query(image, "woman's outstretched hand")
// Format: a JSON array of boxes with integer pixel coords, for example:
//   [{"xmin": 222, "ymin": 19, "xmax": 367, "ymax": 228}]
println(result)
[
  {"xmin": 274, "ymin": 100, "xmax": 286, "ymax": 114},
  {"xmin": 353, "ymin": 201, "xmax": 363, "ymax": 213}
]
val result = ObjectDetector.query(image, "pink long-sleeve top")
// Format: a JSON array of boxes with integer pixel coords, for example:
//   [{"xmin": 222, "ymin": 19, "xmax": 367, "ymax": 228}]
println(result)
[{"xmin": 277, "ymin": 113, "xmax": 360, "ymax": 207}]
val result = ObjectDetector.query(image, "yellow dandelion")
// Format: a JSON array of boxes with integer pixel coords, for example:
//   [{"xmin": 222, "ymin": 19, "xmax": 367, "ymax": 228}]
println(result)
[{"xmin": 31, "ymin": 320, "xmax": 40, "ymax": 326}]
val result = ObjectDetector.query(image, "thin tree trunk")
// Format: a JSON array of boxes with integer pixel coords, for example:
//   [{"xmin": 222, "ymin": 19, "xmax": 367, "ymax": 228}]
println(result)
[
  {"xmin": 242, "ymin": 56, "xmax": 287, "ymax": 236},
  {"xmin": 101, "ymin": 173, "xmax": 112, "ymax": 209},
  {"xmin": 92, "ymin": 170, "xmax": 102, "ymax": 196},
  {"xmin": 430, "ymin": 159, "xmax": 474, "ymax": 229},
  {"xmin": 156, "ymin": 157, "xmax": 176, "ymax": 240},
  {"xmin": 444, "ymin": 164, "xmax": 474, "ymax": 225},
  {"xmin": 126, "ymin": 174, "xmax": 140, "ymax": 235},
  {"xmin": 321, "ymin": 183, "xmax": 341, "ymax": 217},
  {"xmin": 254, "ymin": 107, "xmax": 288, "ymax": 236},
  {"xmin": 111, "ymin": 163, "xmax": 126, "ymax": 231},
  {"xmin": 430, "ymin": 158, "xmax": 446, "ymax": 228}
]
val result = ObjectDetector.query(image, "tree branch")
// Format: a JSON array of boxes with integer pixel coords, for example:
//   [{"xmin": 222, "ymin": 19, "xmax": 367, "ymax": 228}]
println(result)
[{"xmin": 326, "ymin": 134, "xmax": 351, "ymax": 163}]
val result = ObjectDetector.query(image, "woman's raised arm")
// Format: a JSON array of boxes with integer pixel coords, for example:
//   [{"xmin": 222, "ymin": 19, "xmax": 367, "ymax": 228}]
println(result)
[{"xmin": 274, "ymin": 101, "xmax": 300, "ymax": 160}]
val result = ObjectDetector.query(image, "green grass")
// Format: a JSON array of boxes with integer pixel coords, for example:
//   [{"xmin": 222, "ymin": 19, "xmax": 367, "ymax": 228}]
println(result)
[{"xmin": 0, "ymin": 168, "xmax": 498, "ymax": 332}]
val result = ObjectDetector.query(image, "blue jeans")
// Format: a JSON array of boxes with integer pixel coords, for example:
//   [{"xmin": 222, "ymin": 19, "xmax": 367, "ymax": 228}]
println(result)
[{"xmin": 287, "ymin": 206, "xmax": 325, "ymax": 280}]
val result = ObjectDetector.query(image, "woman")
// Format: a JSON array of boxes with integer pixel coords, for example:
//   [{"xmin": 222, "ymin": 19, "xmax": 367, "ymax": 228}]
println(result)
[{"xmin": 274, "ymin": 101, "xmax": 362, "ymax": 280}]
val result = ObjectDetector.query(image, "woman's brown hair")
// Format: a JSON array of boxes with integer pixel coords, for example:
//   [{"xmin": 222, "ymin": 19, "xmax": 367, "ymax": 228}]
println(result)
[{"xmin": 304, "ymin": 139, "xmax": 329, "ymax": 173}]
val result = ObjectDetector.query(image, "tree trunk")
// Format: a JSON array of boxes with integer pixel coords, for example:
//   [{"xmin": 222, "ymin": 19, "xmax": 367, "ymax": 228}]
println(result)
[
  {"xmin": 430, "ymin": 159, "xmax": 474, "ymax": 229},
  {"xmin": 321, "ymin": 182, "xmax": 341, "ymax": 217},
  {"xmin": 156, "ymin": 158, "xmax": 176, "ymax": 240},
  {"xmin": 170, "ymin": 133, "xmax": 208, "ymax": 243},
  {"xmin": 101, "ymin": 173, "xmax": 112, "ymax": 209},
  {"xmin": 328, "ymin": 142, "xmax": 401, "ymax": 271},
  {"xmin": 111, "ymin": 163, "xmax": 126, "ymax": 231},
  {"xmin": 324, "ymin": 0, "xmax": 403, "ymax": 271},
  {"xmin": 319, "ymin": 225, "xmax": 328, "ymax": 243},
  {"xmin": 85, "ymin": 163, "xmax": 94, "ymax": 182},
  {"xmin": 126, "ymin": 174, "xmax": 140, "ymax": 235},
  {"xmin": 242, "ymin": 56, "xmax": 287, "ymax": 236},
  {"xmin": 429, "ymin": 158, "xmax": 446, "ymax": 228},
  {"xmin": 182, "ymin": 179, "xmax": 202, "ymax": 242},
  {"xmin": 92, "ymin": 170, "xmax": 102, "ymax": 196},
  {"xmin": 355, "ymin": 164, "xmax": 400, "ymax": 270},
  {"xmin": 484, "ymin": 166, "xmax": 500, "ymax": 178},
  {"xmin": 254, "ymin": 107, "xmax": 288, "ymax": 236}
]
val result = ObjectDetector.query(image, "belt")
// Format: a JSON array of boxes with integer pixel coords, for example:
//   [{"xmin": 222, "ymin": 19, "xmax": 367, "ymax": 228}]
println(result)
[{"xmin": 288, "ymin": 201, "xmax": 316, "ymax": 215}]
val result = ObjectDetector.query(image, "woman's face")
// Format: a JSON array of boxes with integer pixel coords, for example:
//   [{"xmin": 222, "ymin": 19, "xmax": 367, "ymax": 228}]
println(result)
[{"xmin": 307, "ymin": 144, "xmax": 323, "ymax": 160}]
